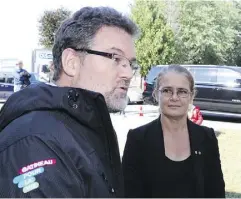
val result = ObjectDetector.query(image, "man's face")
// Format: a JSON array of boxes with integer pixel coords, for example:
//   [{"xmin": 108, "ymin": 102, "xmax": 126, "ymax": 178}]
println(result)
[
  {"xmin": 73, "ymin": 26, "xmax": 136, "ymax": 112},
  {"xmin": 16, "ymin": 62, "xmax": 23, "ymax": 69}
]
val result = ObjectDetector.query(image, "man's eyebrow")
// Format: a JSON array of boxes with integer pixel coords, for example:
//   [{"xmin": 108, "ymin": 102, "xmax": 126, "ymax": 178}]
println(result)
[
  {"xmin": 109, "ymin": 47, "xmax": 124, "ymax": 54},
  {"xmin": 130, "ymin": 57, "xmax": 137, "ymax": 62},
  {"xmin": 109, "ymin": 47, "xmax": 137, "ymax": 62}
]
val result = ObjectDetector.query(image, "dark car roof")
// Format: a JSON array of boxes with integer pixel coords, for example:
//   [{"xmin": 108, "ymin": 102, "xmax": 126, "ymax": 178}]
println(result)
[
  {"xmin": 154, "ymin": 64, "xmax": 241, "ymax": 68},
  {"xmin": 146, "ymin": 64, "xmax": 241, "ymax": 83}
]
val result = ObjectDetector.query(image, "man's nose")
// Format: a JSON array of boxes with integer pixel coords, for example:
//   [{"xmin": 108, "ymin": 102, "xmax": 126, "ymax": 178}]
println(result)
[{"xmin": 120, "ymin": 64, "xmax": 133, "ymax": 80}]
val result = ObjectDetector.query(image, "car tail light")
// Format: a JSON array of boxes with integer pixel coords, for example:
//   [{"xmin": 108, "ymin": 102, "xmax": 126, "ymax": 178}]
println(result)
[{"xmin": 143, "ymin": 81, "xmax": 147, "ymax": 91}]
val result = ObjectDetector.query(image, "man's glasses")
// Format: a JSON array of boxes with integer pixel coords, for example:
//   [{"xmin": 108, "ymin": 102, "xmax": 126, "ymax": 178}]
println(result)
[
  {"xmin": 72, "ymin": 48, "xmax": 139, "ymax": 71},
  {"xmin": 159, "ymin": 88, "xmax": 192, "ymax": 98}
]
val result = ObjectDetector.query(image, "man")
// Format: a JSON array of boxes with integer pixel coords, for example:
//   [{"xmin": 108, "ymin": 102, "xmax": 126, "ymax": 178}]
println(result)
[
  {"xmin": 14, "ymin": 61, "xmax": 31, "ymax": 92},
  {"xmin": 0, "ymin": 6, "xmax": 138, "ymax": 197}
]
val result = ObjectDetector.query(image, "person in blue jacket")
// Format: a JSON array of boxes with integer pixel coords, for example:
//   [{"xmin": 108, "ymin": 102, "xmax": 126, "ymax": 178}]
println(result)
[{"xmin": 14, "ymin": 60, "xmax": 31, "ymax": 92}]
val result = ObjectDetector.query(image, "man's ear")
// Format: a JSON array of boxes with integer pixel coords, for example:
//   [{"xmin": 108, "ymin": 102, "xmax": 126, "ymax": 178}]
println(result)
[{"xmin": 61, "ymin": 48, "xmax": 79, "ymax": 77}]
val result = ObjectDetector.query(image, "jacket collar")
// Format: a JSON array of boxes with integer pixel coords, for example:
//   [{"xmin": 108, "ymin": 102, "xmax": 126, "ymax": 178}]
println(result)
[
  {"xmin": 0, "ymin": 83, "xmax": 108, "ymax": 133},
  {"xmin": 187, "ymin": 119, "xmax": 205, "ymax": 154},
  {"xmin": 154, "ymin": 116, "xmax": 205, "ymax": 152}
]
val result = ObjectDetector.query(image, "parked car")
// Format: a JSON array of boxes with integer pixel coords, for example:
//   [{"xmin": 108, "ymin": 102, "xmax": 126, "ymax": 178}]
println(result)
[
  {"xmin": 142, "ymin": 65, "xmax": 164, "ymax": 105},
  {"xmin": 0, "ymin": 73, "xmax": 41, "ymax": 102},
  {"xmin": 143, "ymin": 65, "xmax": 241, "ymax": 117}
]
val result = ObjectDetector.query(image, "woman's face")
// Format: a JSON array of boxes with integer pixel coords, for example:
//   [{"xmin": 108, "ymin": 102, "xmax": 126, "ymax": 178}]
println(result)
[{"xmin": 158, "ymin": 72, "xmax": 193, "ymax": 119}]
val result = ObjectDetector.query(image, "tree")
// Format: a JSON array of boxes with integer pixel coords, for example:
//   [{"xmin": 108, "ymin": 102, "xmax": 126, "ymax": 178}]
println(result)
[
  {"xmin": 130, "ymin": 0, "xmax": 176, "ymax": 77},
  {"xmin": 176, "ymin": 0, "xmax": 239, "ymax": 65},
  {"xmin": 38, "ymin": 7, "xmax": 71, "ymax": 49},
  {"xmin": 225, "ymin": 0, "xmax": 241, "ymax": 66}
]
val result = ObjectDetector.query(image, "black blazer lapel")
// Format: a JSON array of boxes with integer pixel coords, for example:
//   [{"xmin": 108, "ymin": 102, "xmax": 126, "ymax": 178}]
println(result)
[
  {"xmin": 147, "ymin": 118, "xmax": 166, "ymax": 159},
  {"xmin": 187, "ymin": 120, "xmax": 206, "ymax": 197}
]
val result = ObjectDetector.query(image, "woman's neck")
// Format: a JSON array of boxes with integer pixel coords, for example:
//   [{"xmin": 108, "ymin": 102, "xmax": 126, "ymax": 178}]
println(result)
[{"xmin": 161, "ymin": 114, "xmax": 188, "ymax": 135}]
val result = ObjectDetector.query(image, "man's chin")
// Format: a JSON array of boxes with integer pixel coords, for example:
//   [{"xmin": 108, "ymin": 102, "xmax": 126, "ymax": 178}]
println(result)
[
  {"xmin": 108, "ymin": 108, "xmax": 121, "ymax": 113},
  {"xmin": 107, "ymin": 104, "xmax": 127, "ymax": 113},
  {"xmin": 107, "ymin": 100, "xmax": 128, "ymax": 113}
]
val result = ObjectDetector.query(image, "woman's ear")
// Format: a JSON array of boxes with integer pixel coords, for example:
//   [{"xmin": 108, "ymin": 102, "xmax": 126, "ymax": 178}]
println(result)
[
  {"xmin": 189, "ymin": 97, "xmax": 194, "ymax": 108},
  {"xmin": 152, "ymin": 89, "xmax": 158, "ymax": 102},
  {"xmin": 188, "ymin": 103, "xmax": 193, "ymax": 111},
  {"xmin": 192, "ymin": 89, "xmax": 197, "ymax": 99}
]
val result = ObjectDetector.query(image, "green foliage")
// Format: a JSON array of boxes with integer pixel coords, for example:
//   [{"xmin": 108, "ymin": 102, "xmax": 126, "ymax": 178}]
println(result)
[
  {"xmin": 176, "ymin": 0, "xmax": 240, "ymax": 65},
  {"xmin": 131, "ymin": 0, "xmax": 176, "ymax": 76},
  {"xmin": 37, "ymin": 1, "xmax": 241, "ymax": 69},
  {"xmin": 225, "ymin": 0, "xmax": 241, "ymax": 66},
  {"xmin": 38, "ymin": 7, "xmax": 71, "ymax": 49}
]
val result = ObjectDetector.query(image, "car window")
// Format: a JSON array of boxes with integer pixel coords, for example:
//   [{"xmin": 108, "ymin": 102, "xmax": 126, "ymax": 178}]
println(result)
[
  {"xmin": 0, "ymin": 78, "xmax": 5, "ymax": 83},
  {"xmin": 189, "ymin": 67, "xmax": 217, "ymax": 83},
  {"xmin": 146, "ymin": 67, "xmax": 162, "ymax": 83},
  {"xmin": 217, "ymin": 68, "xmax": 241, "ymax": 84},
  {"xmin": 6, "ymin": 77, "xmax": 14, "ymax": 84}
]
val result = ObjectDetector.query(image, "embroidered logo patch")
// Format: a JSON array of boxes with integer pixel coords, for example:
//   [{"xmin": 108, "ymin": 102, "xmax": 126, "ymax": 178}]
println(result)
[
  {"xmin": 19, "ymin": 159, "xmax": 56, "ymax": 174},
  {"xmin": 13, "ymin": 159, "xmax": 56, "ymax": 193},
  {"xmin": 23, "ymin": 182, "xmax": 40, "ymax": 194},
  {"xmin": 13, "ymin": 167, "xmax": 44, "ymax": 193}
]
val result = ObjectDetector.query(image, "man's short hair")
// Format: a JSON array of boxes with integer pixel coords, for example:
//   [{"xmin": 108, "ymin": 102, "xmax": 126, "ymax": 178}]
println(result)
[
  {"xmin": 52, "ymin": 6, "xmax": 139, "ymax": 81},
  {"xmin": 16, "ymin": 61, "xmax": 23, "ymax": 66}
]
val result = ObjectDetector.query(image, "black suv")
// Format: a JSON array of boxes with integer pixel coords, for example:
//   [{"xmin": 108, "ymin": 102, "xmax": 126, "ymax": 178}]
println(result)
[{"xmin": 143, "ymin": 65, "xmax": 241, "ymax": 117}]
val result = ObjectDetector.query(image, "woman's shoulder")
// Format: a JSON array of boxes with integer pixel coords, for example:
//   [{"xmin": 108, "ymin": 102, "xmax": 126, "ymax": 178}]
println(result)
[
  {"xmin": 128, "ymin": 118, "xmax": 159, "ymax": 139},
  {"xmin": 190, "ymin": 121, "xmax": 217, "ymax": 141}
]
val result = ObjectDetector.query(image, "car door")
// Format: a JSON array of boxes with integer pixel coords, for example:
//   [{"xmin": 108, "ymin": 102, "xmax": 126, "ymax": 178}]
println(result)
[
  {"xmin": 212, "ymin": 68, "xmax": 241, "ymax": 114},
  {"xmin": 0, "ymin": 77, "xmax": 14, "ymax": 101},
  {"xmin": 0, "ymin": 77, "xmax": 7, "ymax": 100},
  {"xmin": 143, "ymin": 67, "xmax": 162, "ymax": 104},
  {"xmin": 188, "ymin": 67, "xmax": 217, "ymax": 110}
]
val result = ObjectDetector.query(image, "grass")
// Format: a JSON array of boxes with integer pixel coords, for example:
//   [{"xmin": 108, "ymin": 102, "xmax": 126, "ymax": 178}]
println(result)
[{"xmin": 216, "ymin": 128, "xmax": 241, "ymax": 198}]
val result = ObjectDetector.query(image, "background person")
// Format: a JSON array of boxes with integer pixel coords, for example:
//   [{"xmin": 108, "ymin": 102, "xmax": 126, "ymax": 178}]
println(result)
[{"xmin": 14, "ymin": 60, "xmax": 31, "ymax": 91}]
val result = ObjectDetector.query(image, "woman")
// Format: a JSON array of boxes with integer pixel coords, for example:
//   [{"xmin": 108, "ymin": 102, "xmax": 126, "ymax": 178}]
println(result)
[{"xmin": 122, "ymin": 65, "xmax": 225, "ymax": 198}]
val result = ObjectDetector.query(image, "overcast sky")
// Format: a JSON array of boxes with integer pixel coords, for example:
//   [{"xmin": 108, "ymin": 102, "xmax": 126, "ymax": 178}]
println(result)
[{"xmin": 0, "ymin": 0, "xmax": 132, "ymax": 70}]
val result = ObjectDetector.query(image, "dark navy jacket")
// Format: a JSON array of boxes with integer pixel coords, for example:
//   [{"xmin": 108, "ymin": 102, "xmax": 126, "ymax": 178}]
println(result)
[{"xmin": 0, "ymin": 83, "xmax": 123, "ymax": 197}]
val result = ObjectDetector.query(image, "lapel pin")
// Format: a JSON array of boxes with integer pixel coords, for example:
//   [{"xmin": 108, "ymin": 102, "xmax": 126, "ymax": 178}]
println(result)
[{"xmin": 194, "ymin": 151, "xmax": 201, "ymax": 155}]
